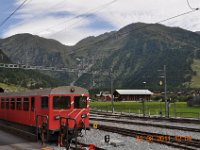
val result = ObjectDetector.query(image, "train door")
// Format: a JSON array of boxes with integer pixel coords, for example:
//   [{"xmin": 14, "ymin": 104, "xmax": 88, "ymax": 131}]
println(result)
[
  {"xmin": 35, "ymin": 96, "xmax": 49, "ymax": 126},
  {"xmin": 30, "ymin": 97, "xmax": 36, "ymax": 126}
]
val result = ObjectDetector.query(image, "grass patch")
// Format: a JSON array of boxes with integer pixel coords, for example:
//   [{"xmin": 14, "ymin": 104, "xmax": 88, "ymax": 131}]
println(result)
[{"xmin": 90, "ymin": 101, "xmax": 200, "ymax": 119}]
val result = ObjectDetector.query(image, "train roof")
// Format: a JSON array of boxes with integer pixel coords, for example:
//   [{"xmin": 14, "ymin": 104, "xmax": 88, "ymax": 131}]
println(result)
[{"xmin": 0, "ymin": 86, "xmax": 89, "ymax": 97}]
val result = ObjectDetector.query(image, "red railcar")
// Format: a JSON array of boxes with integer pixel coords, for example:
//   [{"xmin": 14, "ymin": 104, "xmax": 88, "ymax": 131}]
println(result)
[{"xmin": 0, "ymin": 86, "xmax": 90, "ymax": 143}]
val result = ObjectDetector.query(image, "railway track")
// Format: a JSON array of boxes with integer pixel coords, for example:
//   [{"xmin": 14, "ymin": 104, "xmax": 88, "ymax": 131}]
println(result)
[
  {"xmin": 90, "ymin": 117, "xmax": 200, "ymax": 133},
  {"xmin": 90, "ymin": 110, "xmax": 200, "ymax": 124},
  {"xmin": 92, "ymin": 123, "xmax": 200, "ymax": 150}
]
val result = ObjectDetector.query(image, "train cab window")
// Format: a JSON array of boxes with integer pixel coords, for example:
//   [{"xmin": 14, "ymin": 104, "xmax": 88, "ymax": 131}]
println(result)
[
  {"xmin": 1, "ymin": 99, "xmax": 4, "ymax": 109},
  {"xmin": 41, "ymin": 96, "xmax": 48, "ymax": 109},
  {"xmin": 16, "ymin": 98, "xmax": 22, "ymax": 110},
  {"xmin": 53, "ymin": 96, "xmax": 70, "ymax": 109},
  {"xmin": 31, "ymin": 97, "xmax": 35, "ymax": 111},
  {"xmin": 11, "ymin": 98, "xmax": 15, "ymax": 110},
  {"xmin": 74, "ymin": 96, "xmax": 87, "ymax": 108},
  {"xmin": 23, "ymin": 97, "xmax": 29, "ymax": 111},
  {"xmin": 6, "ymin": 98, "xmax": 9, "ymax": 109}
]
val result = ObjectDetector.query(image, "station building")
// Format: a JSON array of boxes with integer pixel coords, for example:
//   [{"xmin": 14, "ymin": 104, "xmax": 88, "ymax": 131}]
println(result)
[{"xmin": 113, "ymin": 89, "xmax": 153, "ymax": 101}]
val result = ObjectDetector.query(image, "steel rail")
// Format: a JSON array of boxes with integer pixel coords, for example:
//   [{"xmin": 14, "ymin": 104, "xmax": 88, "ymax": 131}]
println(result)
[
  {"xmin": 90, "ymin": 110, "xmax": 200, "ymax": 124},
  {"xmin": 90, "ymin": 117, "xmax": 200, "ymax": 133}
]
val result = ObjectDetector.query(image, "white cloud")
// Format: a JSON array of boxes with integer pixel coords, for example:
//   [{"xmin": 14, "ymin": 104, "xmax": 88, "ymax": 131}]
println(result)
[{"xmin": 3, "ymin": 0, "xmax": 200, "ymax": 45}]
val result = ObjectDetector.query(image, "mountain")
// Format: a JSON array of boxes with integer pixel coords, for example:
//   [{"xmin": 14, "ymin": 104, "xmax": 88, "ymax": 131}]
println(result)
[
  {"xmin": 0, "ymin": 33, "xmax": 76, "ymax": 85},
  {"xmin": 70, "ymin": 23, "xmax": 200, "ymax": 89},
  {"xmin": 195, "ymin": 31, "xmax": 200, "ymax": 35},
  {"xmin": 0, "ymin": 33, "xmax": 75, "ymax": 67},
  {"xmin": 0, "ymin": 49, "xmax": 10, "ymax": 63},
  {"xmin": 1, "ymin": 23, "xmax": 200, "ymax": 90}
]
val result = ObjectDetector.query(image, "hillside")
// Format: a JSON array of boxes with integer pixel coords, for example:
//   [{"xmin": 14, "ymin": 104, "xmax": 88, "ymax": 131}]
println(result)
[
  {"xmin": 0, "ymin": 33, "xmax": 76, "ymax": 85},
  {"xmin": 1, "ymin": 23, "xmax": 200, "ymax": 90},
  {"xmin": 0, "ymin": 33, "xmax": 74, "ymax": 67},
  {"xmin": 0, "ymin": 49, "xmax": 63, "ymax": 91},
  {"xmin": 71, "ymin": 23, "xmax": 200, "ymax": 89}
]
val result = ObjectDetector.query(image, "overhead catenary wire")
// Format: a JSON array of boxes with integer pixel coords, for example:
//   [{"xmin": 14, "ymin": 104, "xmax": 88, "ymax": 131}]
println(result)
[
  {"xmin": 186, "ymin": 0, "xmax": 199, "ymax": 11},
  {"xmin": 0, "ymin": 0, "xmax": 69, "ymax": 36},
  {"xmin": 67, "ymin": 8, "xmax": 200, "ymax": 55},
  {"xmin": 47, "ymin": 8, "xmax": 200, "ymax": 76},
  {"xmin": 1, "ymin": 1, "xmax": 200, "ymax": 74},
  {"xmin": 37, "ymin": 0, "xmax": 199, "ymax": 40},
  {"xmin": 36, "ymin": 0, "xmax": 118, "ymax": 35},
  {"xmin": 117, "ymin": 9, "xmax": 199, "ymax": 37},
  {"xmin": 0, "ymin": 0, "xmax": 30, "ymax": 28},
  {"xmin": 0, "ymin": 0, "xmax": 118, "ymax": 36}
]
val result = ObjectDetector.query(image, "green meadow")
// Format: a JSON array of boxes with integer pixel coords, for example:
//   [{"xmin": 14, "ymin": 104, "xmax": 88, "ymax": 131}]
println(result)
[{"xmin": 90, "ymin": 101, "xmax": 200, "ymax": 119}]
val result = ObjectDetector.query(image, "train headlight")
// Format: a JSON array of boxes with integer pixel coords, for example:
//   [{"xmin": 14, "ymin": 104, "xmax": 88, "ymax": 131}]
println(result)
[
  {"xmin": 81, "ymin": 114, "xmax": 87, "ymax": 118},
  {"xmin": 70, "ymin": 87, "xmax": 75, "ymax": 93},
  {"xmin": 54, "ymin": 115, "xmax": 60, "ymax": 120}
]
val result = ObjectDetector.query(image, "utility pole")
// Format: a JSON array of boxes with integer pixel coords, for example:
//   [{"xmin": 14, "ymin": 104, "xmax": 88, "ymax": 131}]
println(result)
[
  {"xmin": 163, "ymin": 65, "xmax": 169, "ymax": 118},
  {"xmin": 142, "ymin": 82, "xmax": 146, "ymax": 117},
  {"xmin": 142, "ymin": 98, "xmax": 145, "ymax": 117},
  {"xmin": 158, "ymin": 65, "xmax": 169, "ymax": 118},
  {"xmin": 143, "ymin": 81, "xmax": 147, "ymax": 89},
  {"xmin": 110, "ymin": 67, "xmax": 114, "ymax": 113}
]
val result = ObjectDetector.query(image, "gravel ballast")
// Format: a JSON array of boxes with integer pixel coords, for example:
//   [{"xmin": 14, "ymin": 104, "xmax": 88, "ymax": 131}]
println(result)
[{"xmin": 78, "ymin": 128, "xmax": 181, "ymax": 150}]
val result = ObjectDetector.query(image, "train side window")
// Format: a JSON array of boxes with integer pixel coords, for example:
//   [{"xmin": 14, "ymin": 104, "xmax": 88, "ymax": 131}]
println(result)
[
  {"xmin": 1, "ymin": 99, "xmax": 4, "ymax": 109},
  {"xmin": 16, "ymin": 98, "xmax": 22, "ymax": 110},
  {"xmin": 23, "ymin": 97, "xmax": 29, "ymax": 111},
  {"xmin": 41, "ymin": 97, "xmax": 48, "ymax": 109},
  {"xmin": 11, "ymin": 98, "xmax": 15, "ymax": 110},
  {"xmin": 31, "ymin": 97, "xmax": 35, "ymax": 111},
  {"xmin": 53, "ymin": 96, "xmax": 70, "ymax": 109},
  {"xmin": 74, "ymin": 96, "xmax": 87, "ymax": 108},
  {"xmin": 6, "ymin": 98, "xmax": 9, "ymax": 109}
]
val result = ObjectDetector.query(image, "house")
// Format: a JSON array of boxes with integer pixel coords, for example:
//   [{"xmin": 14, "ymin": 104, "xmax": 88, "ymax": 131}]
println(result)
[
  {"xmin": 188, "ymin": 91, "xmax": 200, "ymax": 106},
  {"xmin": 113, "ymin": 89, "xmax": 153, "ymax": 101},
  {"xmin": 95, "ymin": 91, "xmax": 112, "ymax": 101}
]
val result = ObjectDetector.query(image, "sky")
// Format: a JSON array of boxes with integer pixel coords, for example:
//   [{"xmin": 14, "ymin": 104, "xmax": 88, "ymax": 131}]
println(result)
[{"xmin": 0, "ymin": 0, "xmax": 200, "ymax": 45}]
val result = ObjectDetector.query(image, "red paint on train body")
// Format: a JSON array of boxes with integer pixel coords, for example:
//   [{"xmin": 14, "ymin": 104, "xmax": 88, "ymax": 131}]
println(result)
[{"xmin": 0, "ymin": 86, "xmax": 90, "ymax": 133}]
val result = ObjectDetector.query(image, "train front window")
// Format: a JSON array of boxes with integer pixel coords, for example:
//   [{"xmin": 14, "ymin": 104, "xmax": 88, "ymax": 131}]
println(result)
[
  {"xmin": 53, "ymin": 96, "xmax": 70, "ymax": 109},
  {"xmin": 74, "ymin": 96, "xmax": 87, "ymax": 108}
]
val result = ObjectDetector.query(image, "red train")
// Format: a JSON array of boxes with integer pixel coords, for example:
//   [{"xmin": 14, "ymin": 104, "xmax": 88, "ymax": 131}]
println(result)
[{"xmin": 0, "ymin": 86, "xmax": 90, "ymax": 145}]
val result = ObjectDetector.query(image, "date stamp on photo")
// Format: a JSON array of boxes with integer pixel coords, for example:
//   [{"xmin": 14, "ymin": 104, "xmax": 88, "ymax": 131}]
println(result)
[{"xmin": 136, "ymin": 135, "xmax": 192, "ymax": 143}]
